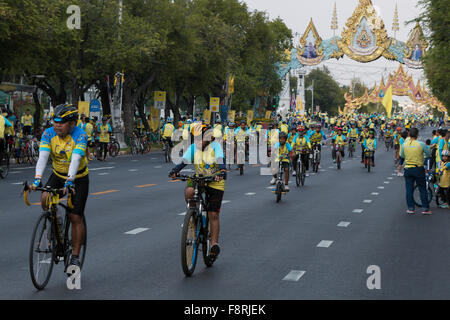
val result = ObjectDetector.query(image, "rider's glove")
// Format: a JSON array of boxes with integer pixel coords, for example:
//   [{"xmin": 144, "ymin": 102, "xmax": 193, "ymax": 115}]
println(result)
[
  {"xmin": 32, "ymin": 178, "xmax": 41, "ymax": 188},
  {"xmin": 64, "ymin": 180, "xmax": 74, "ymax": 189}
]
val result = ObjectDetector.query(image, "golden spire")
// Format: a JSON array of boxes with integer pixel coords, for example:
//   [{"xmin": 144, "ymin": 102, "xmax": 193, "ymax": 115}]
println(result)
[
  {"xmin": 392, "ymin": 2, "xmax": 400, "ymax": 38},
  {"xmin": 331, "ymin": 1, "xmax": 338, "ymax": 37}
]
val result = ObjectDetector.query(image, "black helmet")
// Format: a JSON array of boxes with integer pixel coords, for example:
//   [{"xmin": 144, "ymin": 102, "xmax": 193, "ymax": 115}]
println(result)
[
  {"xmin": 53, "ymin": 104, "xmax": 78, "ymax": 123},
  {"xmin": 279, "ymin": 131, "xmax": 288, "ymax": 139},
  {"xmin": 102, "ymin": 116, "xmax": 107, "ymax": 121}
]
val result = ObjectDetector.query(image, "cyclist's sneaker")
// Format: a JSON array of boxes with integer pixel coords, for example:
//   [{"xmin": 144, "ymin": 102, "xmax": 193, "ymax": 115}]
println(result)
[
  {"xmin": 292, "ymin": 171, "xmax": 296, "ymax": 176},
  {"xmin": 270, "ymin": 178, "xmax": 276, "ymax": 185},
  {"xmin": 209, "ymin": 244, "xmax": 220, "ymax": 261},
  {"xmin": 284, "ymin": 185, "xmax": 290, "ymax": 192},
  {"xmin": 439, "ymin": 204, "xmax": 449, "ymax": 209},
  {"xmin": 66, "ymin": 256, "xmax": 81, "ymax": 275},
  {"xmin": 406, "ymin": 209, "xmax": 415, "ymax": 214},
  {"xmin": 422, "ymin": 210, "xmax": 432, "ymax": 215}
]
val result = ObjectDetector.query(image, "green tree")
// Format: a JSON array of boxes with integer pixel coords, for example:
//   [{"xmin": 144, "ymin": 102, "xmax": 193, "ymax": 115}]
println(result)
[{"xmin": 416, "ymin": 0, "xmax": 450, "ymax": 111}]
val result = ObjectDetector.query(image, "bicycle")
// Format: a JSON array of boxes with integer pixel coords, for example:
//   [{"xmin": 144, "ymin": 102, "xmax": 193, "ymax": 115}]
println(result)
[
  {"xmin": 413, "ymin": 171, "xmax": 443, "ymax": 208},
  {"xmin": 162, "ymin": 138, "xmax": 172, "ymax": 163},
  {"xmin": 174, "ymin": 174, "xmax": 220, "ymax": 277},
  {"xmin": 0, "ymin": 144, "xmax": 10, "ymax": 179},
  {"xmin": 348, "ymin": 138, "xmax": 356, "ymax": 158},
  {"xmin": 108, "ymin": 136, "xmax": 121, "ymax": 157},
  {"xmin": 364, "ymin": 149, "xmax": 375, "ymax": 172},
  {"xmin": 272, "ymin": 155, "xmax": 289, "ymax": 203},
  {"xmin": 385, "ymin": 136, "xmax": 392, "ymax": 152},
  {"xmin": 22, "ymin": 182, "xmax": 87, "ymax": 290},
  {"xmin": 335, "ymin": 144, "xmax": 343, "ymax": 170},
  {"xmin": 295, "ymin": 150, "xmax": 307, "ymax": 187},
  {"xmin": 311, "ymin": 143, "xmax": 321, "ymax": 173}
]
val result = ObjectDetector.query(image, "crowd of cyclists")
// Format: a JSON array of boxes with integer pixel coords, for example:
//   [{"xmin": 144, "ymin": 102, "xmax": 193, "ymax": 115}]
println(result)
[{"xmin": 2, "ymin": 102, "xmax": 448, "ymax": 282}]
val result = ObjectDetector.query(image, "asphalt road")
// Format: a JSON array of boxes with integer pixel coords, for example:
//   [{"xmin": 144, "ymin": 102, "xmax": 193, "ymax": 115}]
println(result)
[{"xmin": 0, "ymin": 128, "xmax": 449, "ymax": 299}]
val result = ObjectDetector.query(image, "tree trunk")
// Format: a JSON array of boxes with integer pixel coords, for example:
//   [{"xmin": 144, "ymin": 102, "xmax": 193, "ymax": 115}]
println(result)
[
  {"xmin": 122, "ymin": 85, "xmax": 135, "ymax": 143},
  {"xmin": 98, "ymin": 80, "xmax": 111, "ymax": 115},
  {"xmin": 136, "ymin": 92, "xmax": 150, "ymax": 131},
  {"xmin": 32, "ymin": 90, "xmax": 41, "ymax": 134}
]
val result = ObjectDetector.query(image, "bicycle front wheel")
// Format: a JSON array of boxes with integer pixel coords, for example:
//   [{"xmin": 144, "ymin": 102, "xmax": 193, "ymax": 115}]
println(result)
[
  {"xmin": 0, "ymin": 153, "xmax": 9, "ymax": 179},
  {"xmin": 201, "ymin": 216, "xmax": 213, "ymax": 268},
  {"xmin": 413, "ymin": 185, "xmax": 433, "ymax": 208},
  {"xmin": 295, "ymin": 161, "xmax": 301, "ymax": 187},
  {"xmin": 29, "ymin": 213, "xmax": 55, "ymax": 290},
  {"xmin": 181, "ymin": 209, "xmax": 200, "ymax": 276}
]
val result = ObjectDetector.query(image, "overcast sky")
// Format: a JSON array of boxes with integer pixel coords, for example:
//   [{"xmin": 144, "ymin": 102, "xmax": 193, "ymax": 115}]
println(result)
[{"xmin": 243, "ymin": 0, "xmax": 426, "ymax": 103}]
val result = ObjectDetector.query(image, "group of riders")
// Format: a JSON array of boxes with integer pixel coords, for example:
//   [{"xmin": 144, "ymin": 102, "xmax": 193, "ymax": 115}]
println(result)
[{"xmin": 2, "ymin": 102, "xmax": 443, "ymax": 278}]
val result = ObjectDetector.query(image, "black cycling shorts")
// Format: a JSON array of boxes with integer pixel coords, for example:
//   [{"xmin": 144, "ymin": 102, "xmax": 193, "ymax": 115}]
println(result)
[
  {"xmin": 44, "ymin": 173, "xmax": 89, "ymax": 217},
  {"xmin": 204, "ymin": 187, "xmax": 224, "ymax": 213}
]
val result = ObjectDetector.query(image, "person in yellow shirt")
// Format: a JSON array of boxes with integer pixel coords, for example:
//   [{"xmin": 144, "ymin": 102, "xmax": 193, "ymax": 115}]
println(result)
[
  {"xmin": 21, "ymin": 109, "xmax": 33, "ymax": 136},
  {"xmin": 292, "ymin": 127, "xmax": 311, "ymax": 174},
  {"xmin": 97, "ymin": 117, "xmax": 112, "ymax": 161},
  {"xmin": 400, "ymin": 128, "xmax": 431, "ymax": 214},
  {"xmin": 160, "ymin": 117, "xmax": 175, "ymax": 150},
  {"xmin": 270, "ymin": 131, "xmax": 292, "ymax": 191},
  {"xmin": 437, "ymin": 150, "xmax": 450, "ymax": 208}
]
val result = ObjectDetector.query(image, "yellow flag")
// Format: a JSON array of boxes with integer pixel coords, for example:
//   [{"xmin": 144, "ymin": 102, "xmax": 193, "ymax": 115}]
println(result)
[
  {"xmin": 382, "ymin": 86, "xmax": 393, "ymax": 118},
  {"xmin": 228, "ymin": 110, "xmax": 235, "ymax": 123},
  {"xmin": 228, "ymin": 76, "xmax": 234, "ymax": 95},
  {"xmin": 78, "ymin": 101, "xmax": 90, "ymax": 117},
  {"xmin": 203, "ymin": 109, "xmax": 211, "ymax": 125},
  {"xmin": 247, "ymin": 110, "xmax": 254, "ymax": 126},
  {"xmin": 150, "ymin": 107, "xmax": 160, "ymax": 131},
  {"xmin": 265, "ymin": 111, "xmax": 272, "ymax": 119}
]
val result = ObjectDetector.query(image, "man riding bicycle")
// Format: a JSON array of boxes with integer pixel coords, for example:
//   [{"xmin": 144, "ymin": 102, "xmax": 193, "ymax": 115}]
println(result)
[
  {"xmin": 307, "ymin": 124, "xmax": 327, "ymax": 165},
  {"xmin": 161, "ymin": 117, "xmax": 175, "ymax": 154},
  {"xmin": 30, "ymin": 104, "xmax": 89, "ymax": 271},
  {"xmin": 270, "ymin": 131, "xmax": 292, "ymax": 191},
  {"xmin": 169, "ymin": 124, "xmax": 226, "ymax": 261},
  {"xmin": 347, "ymin": 123, "xmax": 359, "ymax": 153},
  {"xmin": 292, "ymin": 126, "xmax": 311, "ymax": 175},
  {"xmin": 363, "ymin": 129, "xmax": 377, "ymax": 166},
  {"xmin": 332, "ymin": 127, "xmax": 346, "ymax": 163}
]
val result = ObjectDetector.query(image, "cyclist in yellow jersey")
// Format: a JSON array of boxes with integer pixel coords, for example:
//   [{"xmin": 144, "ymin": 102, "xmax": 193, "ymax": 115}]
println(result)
[
  {"xmin": 31, "ymin": 104, "xmax": 89, "ymax": 271},
  {"xmin": 332, "ymin": 128, "xmax": 346, "ymax": 163},
  {"xmin": 270, "ymin": 131, "xmax": 292, "ymax": 191},
  {"xmin": 170, "ymin": 124, "xmax": 226, "ymax": 261},
  {"xmin": 161, "ymin": 117, "xmax": 175, "ymax": 150},
  {"xmin": 292, "ymin": 127, "xmax": 311, "ymax": 174}
]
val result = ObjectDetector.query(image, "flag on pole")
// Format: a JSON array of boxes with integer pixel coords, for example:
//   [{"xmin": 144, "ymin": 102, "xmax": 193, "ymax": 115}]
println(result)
[
  {"xmin": 381, "ymin": 86, "xmax": 393, "ymax": 118},
  {"xmin": 290, "ymin": 94, "xmax": 296, "ymax": 110}
]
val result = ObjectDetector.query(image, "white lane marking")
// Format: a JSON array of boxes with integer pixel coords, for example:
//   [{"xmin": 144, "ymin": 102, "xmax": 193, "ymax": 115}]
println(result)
[
  {"xmin": 98, "ymin": 173, "xmax": 109, "ymax": 175},
  {"xmin": 178, "ymin": 212, "xmax": 186, "ymax": 216},
  {"xmin": 378, "ymin": 186, "xmax": 385, "ymax": 189},
  {"xmin": 319, "ymin": 169, "xmax": 326, "ymax": 172},
  {"xmin": 154, "ymin": 166, "xmax": 162, "ymax": 169},
  {"xmin": 9, "ymin": 171, "xmax": 20, "ymax": 174},
  {"xmin": 363, "ymin": 200, "xmax": 373, "ymax": 203},
  {"xmin": 245, "ymin": 192, "xmax": 256, "ymax": 196},
  {"xmin": 329, "ymin": 166, "xmax": 334, "ymax": 169},
  {"xmin": 39, "ymin": 258, "xmax": 52, "ymax": 264},
  {"xmin": 180, "ymin": 169, "xmax": 194, "ymax": 173},
  {"xmin": 387, "ymin": 177, "xmax": 393, "ymax": 180},
  {"xmin": 128, "ymin": 169, "xmax": 138, "ymax": 172},
  {"xmin": 384, "ymin": 181, "xmax": 390, "ymax": 184},
  {"xmin": 151, "ymin": 158, "xmax": 157, "ymax": 160},
  {"xmin": 353, "ymin": 209, "xmax": 364, "ymax": 213},
  {"xmin": 222, "ymin": 200, "xmax": 231, "ymax": 204},
  {"xmin": 124, "ymin": 228, "xmax": 150, "ymax": 235},
  {"xmin": 337, "ymin": 222, "xmax": 351, "ymax": 227},
  {"xmin": 317, "ymin": 240, "xmax": 333, "ymax": 248},
  {"xmin": 12, "ymin": 182, "xmax": 23, "ymax": 185},
  {"xmin": 131, "ymin": 160, "xmax": 139, "ymax": 162},
  {"xmin": 371, "ymin": 192, "xmax": 379, "ymax": 195},
  {"xmin": 266, "ymin": 186, "xmax": 274, "ymax": 189},
  {"xmin": 90, "ymin": 166, "xmax": 115, "ymax": 171},
  {"xmin": 282, "ymin": 270, "xmax": 306, "ymax": 282},
  {"xmin": 10, "ymin": 166, "xmax": 35, "ymax": 170}
]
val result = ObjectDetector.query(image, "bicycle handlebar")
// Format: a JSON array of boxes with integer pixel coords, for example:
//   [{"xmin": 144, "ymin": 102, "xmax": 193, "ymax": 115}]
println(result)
[
  {"xmin": 22, "ymin": 181, "xmax": 74, "ymax": 208},
  {"xmin": 170, "ymin": 173, "xmax": 221, "ymax": 183}
]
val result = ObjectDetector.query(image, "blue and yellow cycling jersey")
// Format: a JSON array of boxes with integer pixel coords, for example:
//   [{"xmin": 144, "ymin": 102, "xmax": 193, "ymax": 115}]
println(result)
[
  {"xmin": 333, "ymin": 134, "xmax": 346, "ymax": 146},
  {"xmin": 363, "ymin": 138, "xmax": 377, "ymax": 150},
  {"xmin": 39, "ymin": 126, "xmax": 89, "ymax": 179},
  {"xmin": 182, "ymin": 141, "xmax": 226, "ymax": 191},
  {"xmin": 292, "ymin": 135, "xmax": 311, "ymax": 152},
  {"xmin": 308, "ymin": 130, "xmax": 326, "ymax": 144},
  {"xmin": 347, "ymin": 128, "xmax": 359, "ymax": 139},
  {"xmin": 273, "ymin": 142, "xmax": 292, "ymax": 163}
]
